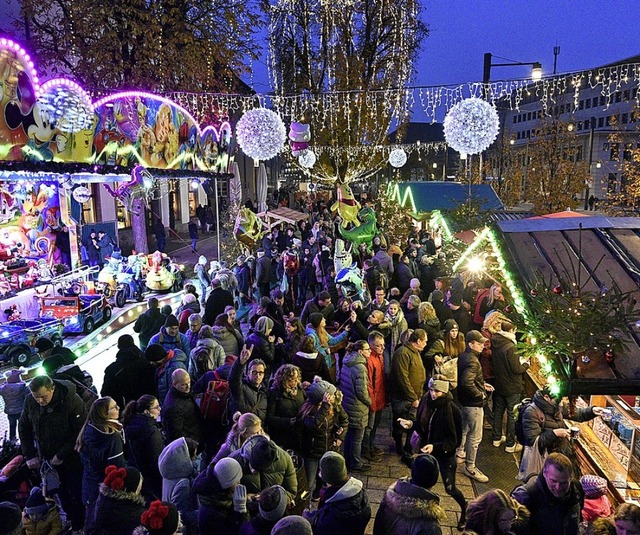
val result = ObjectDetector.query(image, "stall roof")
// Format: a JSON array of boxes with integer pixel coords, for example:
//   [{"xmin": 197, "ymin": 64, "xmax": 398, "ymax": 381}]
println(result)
[
  {"xmin": 494, "ymin": 214, "xmax": 640, "ymax": 394},
  {"xmin": 258, "ymin": 207, "xmax": 309, "ymax": 230},
  {"xmin": 393, "ymin": 181, "xmax": 504, "ymax": 215}
]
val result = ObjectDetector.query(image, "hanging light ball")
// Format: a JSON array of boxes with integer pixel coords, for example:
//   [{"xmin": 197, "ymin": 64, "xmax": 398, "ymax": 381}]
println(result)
[
  {"xmin": 530, "ymin": 289, "xmax": 539, "ymax": 297},
  {"xmin": 553, "ymin": 285, "xmax": 563, "ymax": 295},
  {"xmin": 72, "ymin": 185, "xmax": 92, "ymax": 204},
  {"xmin": 236, "ymin": 108, "xmax": 286, "ymax": 161},
  {"xmin": 299, "ymin": 149, "xmax": 317, "ymax": 168},
  {"xmin": 388, "ymin": 148, "xmax": 407, "ymax": 168},
  {"xmin": 443, "ymin": 97, "xmax": 500, "ymax": 155}
]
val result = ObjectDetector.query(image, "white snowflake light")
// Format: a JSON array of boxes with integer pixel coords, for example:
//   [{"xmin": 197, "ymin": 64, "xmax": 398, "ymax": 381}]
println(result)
[
  {"xmin": 388, "ymin": 148, "xmax": 407, "ymax": 168},
  {"xmin": 299, "ymin": 149, "xmax": 317, "ymax": 168},
  {"xmin": 443, "ymin": 97, "xmax": 500, "ymax": 155},
  {"xmin": 236, "ymin": 108, "xmax": 286, "ymax": 161}
]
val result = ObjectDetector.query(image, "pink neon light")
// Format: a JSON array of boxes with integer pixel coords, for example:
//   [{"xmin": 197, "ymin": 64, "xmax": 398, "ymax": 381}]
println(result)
[
  {"xmin": 38, "ymin": 78, "xmax": 93, "ymax": 110},
  {"xmin": 93, "ymin": 91, "xmax": 201, "ymax": 134},
  {"xmin": 0, "ymin": 37, "xmax": 40, "ymax": 94}
]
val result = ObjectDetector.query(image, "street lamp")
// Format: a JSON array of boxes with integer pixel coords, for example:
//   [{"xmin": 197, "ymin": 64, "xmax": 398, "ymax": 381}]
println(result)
[{"xmin": 483, "ymin": 53, "xmax": 542, "ymax": 95}]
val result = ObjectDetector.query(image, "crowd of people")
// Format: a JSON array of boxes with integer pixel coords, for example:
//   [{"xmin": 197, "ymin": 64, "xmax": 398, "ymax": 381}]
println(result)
[{"xmin": 0, "ymin": 206, "xmax": 637, "ymax": 535}]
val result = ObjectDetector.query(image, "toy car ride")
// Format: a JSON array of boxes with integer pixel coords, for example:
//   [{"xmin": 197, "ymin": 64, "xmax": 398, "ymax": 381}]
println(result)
[
  {"xmin": 40, "ymin": 295, "xmax": 112, "ymax": 334},
  {"xmin": 0, "ymin": 318, "xmax": 64, "ymax": 366}
]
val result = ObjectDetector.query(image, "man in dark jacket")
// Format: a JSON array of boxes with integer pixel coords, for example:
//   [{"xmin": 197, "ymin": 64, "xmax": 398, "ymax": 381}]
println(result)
[
  {"xmin": 363, "ymin": 260, "xmax": 381, "ymax": 294},
  {"xmin": 133, "ymin": 297, "xmax": 167, "ymax": 351},
  {"xmin": 300, "ymin": 291, "xmax": 335, "ymax": 326},
  {"xmin": 304, "ymin": 451, "xmax": 371, "ymax": 535},
  {"xmin": 456, "ymin": 330, "xmax": 493, "ymax": 484},
  {"xmin": 229, "ymin": 345, "xmax": 268, "ymax": 421},
  {"xmin": 255, "ymin": 248, "xmax": 271, "ymax": 299},
  {"xmin": 19, "ymin": 375, "xmax": 87, "ymax": 531},
  {"xmin": 431, "ymin": 289, "xmax": 453, "ymax": 326},
  {"xmin": 395, "ymin": 255, "xmax": 413, "ymax": 295},
  {"xmin": 491, "ymin": 321, "xmax": 529, "ymax": 452},
  {"xmin": 235, "ymin": 255, "xmax": 253, "ymax": 306},
  {"xmin": 512, "ymin": 453, "xmax": 584, "ymax": 535},
  {"xmin": 204, "ymin": 278, "xmax": 235, "ymax": 326},
  {"xmin": 101, "ymin": 334, "xmax": 157, "ymax": 408},
  {"xmin": 162, "ymin": 369, "xmax": 204, "ymax": 446}
]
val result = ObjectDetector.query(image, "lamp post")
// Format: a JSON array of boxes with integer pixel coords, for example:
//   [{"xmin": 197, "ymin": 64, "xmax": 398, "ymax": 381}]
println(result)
[{"xmin": 483, "ymin": 52, "xmax": 542, "ymax": 98}]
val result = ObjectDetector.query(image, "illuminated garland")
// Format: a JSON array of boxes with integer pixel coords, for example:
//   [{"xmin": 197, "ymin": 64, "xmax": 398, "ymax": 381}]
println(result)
[
  {"xmin": 444, "ymin": 97, "xmax": 500, "ymax": 155},
  {"xmin": 235, "ymin": 108, "xmax": 286, "ymax": 161}
]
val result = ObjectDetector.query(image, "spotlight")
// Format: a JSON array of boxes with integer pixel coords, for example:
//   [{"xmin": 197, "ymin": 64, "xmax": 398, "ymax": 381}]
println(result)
[
  {"xmin": 191, "ymin": 178, "xmax": 200, "ymax": 191},
  {"xmin": 466, "ymin": 256, "xmax": 485, "ymax": 273}
]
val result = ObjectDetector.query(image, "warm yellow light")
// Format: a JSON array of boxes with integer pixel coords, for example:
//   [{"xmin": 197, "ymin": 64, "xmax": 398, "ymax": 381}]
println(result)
[
  {"xmin": 467, "ymin": 256, "xmax": 485, "ymax": 273},
  {"xmin": 531, "ymin": 62, "xmax": 542, "ymax": 81}
]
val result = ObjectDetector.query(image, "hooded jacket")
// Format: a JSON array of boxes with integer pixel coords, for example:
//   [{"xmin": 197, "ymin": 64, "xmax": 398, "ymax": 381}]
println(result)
[
  {"xmin": 194, "ymin": 466, "xmax": 248, "ymax": 535},
  {"xmin": 301, "ymin": 394, "xmax": 349, "ymax": 459},
  {"xmin": 373, "ymin": 479, "xmax": 446, "ymax": 535},
  {"xmin": 84, "ymin": 482, "xmax": 146, "ymax": 535},
  {"xmin": 211, "ymin": 324, "xmax": 243, "ymax": 357},
  {"xmin": 159, "ymin": 437, "xmax": 198, "ymax": 531},
  {"xmin": 19, "ymin": 379, "xmax": 87, "ymax": 462},
  {"xmin": 491, "ymin": 330, "xmax": 528, "ymax": 396},
  {"xmin": 292, "ymin": 349, "xmax": 331, "ymax": 384},
  {"xmin": 339, "ymin": 350, "xmax": 371, "ymax": 429},
  {"xmin": 246, "ymin": 331, "xmax": 276, "ymax": 371},
  {"xmin": 309, "ymin": 477, "xmax": 371, "ymax": 535},
  {"xmin": 21, "ymin": 499, "xmax": 63, "ymax": 535},
  {"xmin": 155, "ymin": 349, "xmax": 189, "ymax": 404},
  {"xmin": 0, "ymin": 380, "xmax": 29, "ymax": 415},
  {"xmin": 101, "ymin": 346, "xmax": 157, "ymax": 408},
  {"xmin": 80, "ymin": 423, "xmax": 126, "ymax": 504}
]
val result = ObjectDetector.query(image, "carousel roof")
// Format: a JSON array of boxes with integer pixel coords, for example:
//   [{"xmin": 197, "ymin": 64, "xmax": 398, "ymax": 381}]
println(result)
[{"xmin": 494, "ymin": 214, "xmax": 640, "ymax": 394}]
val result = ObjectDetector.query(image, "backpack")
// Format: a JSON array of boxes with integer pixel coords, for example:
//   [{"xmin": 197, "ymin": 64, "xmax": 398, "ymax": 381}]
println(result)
[
  {"xmin": 514, "ymin": 398, "xmax": 544, "ymax": 445},
  {"xmin": 200, "ymin": 371, "xmax": 230, "ymax": 426},
  {"xmin": 191, "ymin": 345, "xmax": 212, "ymax": 380}
]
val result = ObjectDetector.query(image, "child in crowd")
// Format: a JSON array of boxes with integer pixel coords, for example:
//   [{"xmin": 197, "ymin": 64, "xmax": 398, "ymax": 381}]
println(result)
[{"xmin": 21, "ymin": 486, "xmax": 63, "ymax": 535}]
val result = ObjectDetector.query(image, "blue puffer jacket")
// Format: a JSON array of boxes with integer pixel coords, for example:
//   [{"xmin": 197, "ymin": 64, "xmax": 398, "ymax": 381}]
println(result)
[
  {"xmin": 0, "ymin": 381, "xmax": 29, "ymax": 415},
  {"xmin": 339, "ymin": 351, "xmax": 371, "ymax": 429},
  {"xmin": 156, "ymin": 349, "xmax": 189, "ymax": 404}
]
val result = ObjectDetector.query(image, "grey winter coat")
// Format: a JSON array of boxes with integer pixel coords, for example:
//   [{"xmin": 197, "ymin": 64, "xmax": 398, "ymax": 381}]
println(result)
[
  {"xmin": 188, "ymin": 338, "xmax": 225, "ymax": 379},
  {"xmin": 339, "ymin": 351, "xmax": 371, "ymax": 429},
  {"xmin": 211, "ymin": 325, "xmax": 243, "ymax": 357},
  {"xmin": 373, "ymin": 479, "xmax": 446, "ymax": 535}
]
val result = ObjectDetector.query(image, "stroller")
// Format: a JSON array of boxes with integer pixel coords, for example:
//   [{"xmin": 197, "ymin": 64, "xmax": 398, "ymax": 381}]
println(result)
[{"xmin": 0, "ymin": 434, "xmax": 39, "ymax": 508}]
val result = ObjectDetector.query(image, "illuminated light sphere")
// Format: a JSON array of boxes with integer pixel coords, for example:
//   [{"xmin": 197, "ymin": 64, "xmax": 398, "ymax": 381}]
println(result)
[
  {"xmin": 299, "ymin": 149, "xmax": 317, "ymax": 168},
  {"xmin": 443, "ymin": 97, "xmax": 500, "ymax": 155},
  {"xmin": 388, "ymin": 148, "xmax": 408, "ymax": 168},
  {"xmin": 38, "ymin": 78, "xmax": 94, "ymax": 133},
  {"xmin": 72, "ymin": 186, "xmax": 92, "ymax": 204},
  {"xmin": 236, "ymin": 108, "xmax": 286, "ymax": 161}
]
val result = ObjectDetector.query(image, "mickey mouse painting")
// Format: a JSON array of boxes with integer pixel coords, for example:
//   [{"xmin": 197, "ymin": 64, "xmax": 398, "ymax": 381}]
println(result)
[{"xmin": 4, "ymin": 71, "xmax": 67, "ymax": 161}]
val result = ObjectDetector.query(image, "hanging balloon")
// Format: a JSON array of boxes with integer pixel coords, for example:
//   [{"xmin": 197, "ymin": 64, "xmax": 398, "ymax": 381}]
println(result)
[
  {"xmin": 72, "ymin": 185, "xmax": 92, "ymax": 204},
  {"xmin": 299, "ymin": 150, "xmax": 317, "ymax": 168},
  {"xmin": 388, "ymin": 148, "xmax": 407, "ymax": 168}
]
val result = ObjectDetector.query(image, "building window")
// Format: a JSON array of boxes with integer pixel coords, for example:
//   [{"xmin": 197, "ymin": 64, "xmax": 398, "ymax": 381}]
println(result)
[
  {"xmin": 624, "ymin": 143, "xmax": 634, "ymax": 161},
  {"xmin": 608, "ymin": 173, "xmax": 618, "ymax": 193},
  {"xmin": 610, "ymin": 143, "xmax": 620, "ymax": 161},
  {"xmin": 622, "ymin": 113, "xmax": 629, "ymax": 124},
  {"xmin": 592, "ymin": 97, "xmax": 599, "ymax": 108},
  {"xmin": 615, "ymin": 92, "xmax": 622, "ymax": 103},
  {"xmin": 527, "ymin": 112, "xmax": 532, "ymax": 121},
  {"xmin": 606, "ymin": 116, "xmax": 612, "ymax": 126},
  {"xmin": 598, "ymin": 117, "xmax": 604, "ymax": 128},
  {"xmin": 633, "ymin": 88, "xmax": 638, "ymax": 99},
  {"xmin": 600, "ymin": 95, "xmax": 606, "ymax": 106},
  {"xmin": 623, "ymin": 90, "xmax": 630, "ymax": 101},
  {"xmin": 513, "ymin": 116, "xmax": 517, "ymax": 123},
  {"xmin": 116, "ymin": 203, "xmax": 131, "ymax": 230},
  {"xmin": 578, "ymin": 100, "xmax": 584, "ymax": 110},
  {"xmin": 585, "ymin": 99, "xmax": 591, "ymax": 109}
]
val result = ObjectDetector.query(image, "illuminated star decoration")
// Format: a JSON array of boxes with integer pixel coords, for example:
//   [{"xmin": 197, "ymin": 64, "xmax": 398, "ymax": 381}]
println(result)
[
  {"xmin": 236, "ymin": 108, "xmax": 286, "ymax": 161},
  {"xmin": 443, "ymin": 97, "xmax": 500, "ymax": 155},
  {"xmin": 388, "ymin": 148, "xmax": 408, "ymax": 168}
]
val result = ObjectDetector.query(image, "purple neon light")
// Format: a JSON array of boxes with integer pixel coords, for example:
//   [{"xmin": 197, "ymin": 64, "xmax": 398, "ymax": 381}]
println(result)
[
  {"xmin": 93, "ymin": 91, "xmax": 201, "ymax": 133},
  {"xmin": 0, "ymin": 37, "xmax": 39, "ymax": 91},
  {"xmin": 38, "ymin": 78, "xmax": 93, "ymax": 110},
  {"xmin": 200, "ymin": 121, "xmax": 232, "ymax": 141}
]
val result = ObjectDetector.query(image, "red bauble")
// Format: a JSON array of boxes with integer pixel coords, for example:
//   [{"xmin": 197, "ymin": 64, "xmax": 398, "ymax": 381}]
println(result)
[
  {"xmin": 605, "ymin": 350, "xmax": 615, "ymax": 364},
  {"xmin": 553, "ymin": 285, "xmax": 563, "ymax": 295},
  {"xmin": 530, "ymin": 289, "xmax": 539, "ymax": 297}
]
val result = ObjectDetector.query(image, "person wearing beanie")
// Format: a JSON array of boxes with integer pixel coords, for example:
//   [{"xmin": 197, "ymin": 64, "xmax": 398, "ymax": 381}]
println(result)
[
  {"xmin": 21, "ymin": 486, "xmax": 63, "ymax": 535},
  {"xmin": 246, "ymin": 316, "xmax": 277, "ymax": 375},
  {"xmin": 101, "ymin": 335, "xmax": 157, "ymax": 410},
  {"xmin": 0, "ymin": 368, "xmax": 28, "ymax": 442},
  {"xmin": 134, "ymin": 500, "xmax": 181, "ymax": 535},
  {"xmin": 238, "ymin": 485, "xmax": 288, "ymax": 535},
  {"xmin": 0, "ymin": 501, "xmax": 22, "ymax": 535},
  {"xmin": 194, "ymin": 457, "xmax": 249, "ymax": 534},
  {"xmin": 271, "ymin": 515, "xmax": 313, "ymax": 535},
  {"xmin": 134, "ymin": 297, "xmax": 168, "ymax": 351},
  {"xmin": 144, "ymin": 341, "xmax": 189, "ymax": 405},
  {"xmin": 228, "ymin": 435, "xmax": 298, "ymax": 504},
  {"xmin": 228, "ymin": 344, "xmax": 269, "ymax": 421},
  {"xmin": 148, "ymin": 315, "xmax": 191, "ymax": 358},
  {"xmin": 581, "ymin": 474, "xmax": 613, "ymax": 523},
  {"xmin": 373, "ymin": 453, "xmax": 446, "ymax": 535},
  {"xmin": 85, "ymin": 465, "xmax": 146, "ymax": 535},
  {"xmin": 299, "ymin": 377, "xmax": 348, "ymax": 499},
  {"xmin": 303, "ymin": 451, "xmax": 371, "ymax": 535}
]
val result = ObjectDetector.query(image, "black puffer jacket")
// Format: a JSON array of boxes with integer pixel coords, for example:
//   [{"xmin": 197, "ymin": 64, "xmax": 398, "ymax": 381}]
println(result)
[
  {"xmin": 162, "ymin": 387, "xmax": 204, "ymax": 445},
  {"xmin": 85, "ymin": 483, "xmax": 146, "ymax": 535},
  {"xmin": 19, "ymin": 380, "xmax": 86, "ymax": 462},
  {"xmin": 101, "ymin": 347, "xmax": 158, "ymax": 408},
  {"xmin": 373, "ymin": 479, "xmax": 446, "ymax": 535},
  {"xmin": 301, "ymin": 396, "xmax": 348, "ymax": 460},
  {"xmin": 308, "ymin": 477, "xmax": 371, "ymax": 535},
  {"xmin": 491, "ymin": 331, "xmax": 528, "ymax": 396},
  {"xmin": 246, "ymin": 332, "xmax": 276, "ymax": 371},
  {"xmin": 414, "ymin": 391, "xmax": 462, "ymax": 458},
  {"xmin": 228, "ymin": 357, "xmax": 268, "ymax": 421}
]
